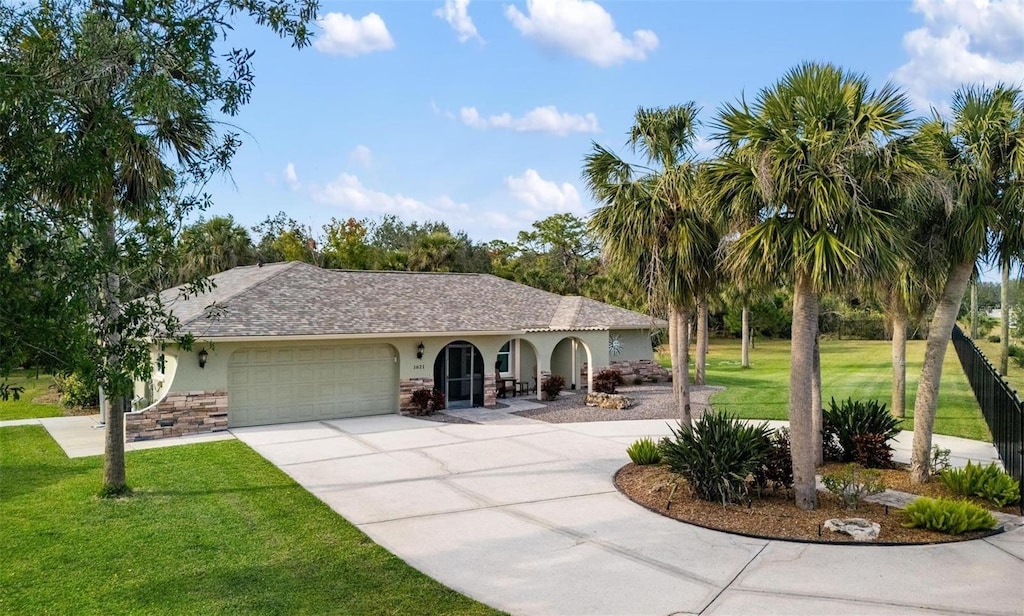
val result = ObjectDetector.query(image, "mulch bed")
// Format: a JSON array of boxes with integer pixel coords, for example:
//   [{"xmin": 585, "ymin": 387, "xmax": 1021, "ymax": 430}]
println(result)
[
  {"xmin": 615, "ymin": 463, "xmax": 1003, "ymax": 545},
  {"xmin": 819, "ymin": 462, "xmax": 1022, "ymax": 516}
]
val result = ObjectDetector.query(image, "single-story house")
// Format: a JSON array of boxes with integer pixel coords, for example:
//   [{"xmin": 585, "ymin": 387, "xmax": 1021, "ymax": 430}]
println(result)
[{"xmin": 128, "ymin": 261, "xmax": 667, "ymax": 441}]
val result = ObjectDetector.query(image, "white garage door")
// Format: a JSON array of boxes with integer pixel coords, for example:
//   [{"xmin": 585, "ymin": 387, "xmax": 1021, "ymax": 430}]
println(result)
[{"xmin": 228, "ymin": 344, "xmax": 398, "ymax": 427}]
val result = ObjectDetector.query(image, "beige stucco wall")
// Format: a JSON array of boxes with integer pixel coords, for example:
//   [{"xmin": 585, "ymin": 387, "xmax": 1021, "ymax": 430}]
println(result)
[
  {"xmin": 609, "ymin": 329, "xmax": 655, "ymax": 362},
  {"xmin": 139, "ymin": 328, "xmax": 631, "ymax": 409}
]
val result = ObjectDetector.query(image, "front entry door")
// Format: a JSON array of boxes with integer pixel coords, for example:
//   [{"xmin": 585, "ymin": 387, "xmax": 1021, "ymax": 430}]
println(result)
[
  {"xmin": 446, "ymin": 343, "xmax": 474, "ymax": 409},
  {"xmin": 435, "ymin": 342, "xmax": 484, "ymax": 409}
]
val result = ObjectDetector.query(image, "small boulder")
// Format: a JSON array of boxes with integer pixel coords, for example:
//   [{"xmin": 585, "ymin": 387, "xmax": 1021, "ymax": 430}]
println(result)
[
  {"xmin": 823, "ymin": 518, "xmax": 880, "ymax": 542},
  {"xmin": 585, "ymin": 392, "xmax": 634, "ymax": 410}
]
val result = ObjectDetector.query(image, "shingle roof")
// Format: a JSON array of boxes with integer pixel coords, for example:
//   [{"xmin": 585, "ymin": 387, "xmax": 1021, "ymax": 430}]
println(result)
[{"xmin": 159, "ymin": 262, "xmax": 660, "ymax": 338}]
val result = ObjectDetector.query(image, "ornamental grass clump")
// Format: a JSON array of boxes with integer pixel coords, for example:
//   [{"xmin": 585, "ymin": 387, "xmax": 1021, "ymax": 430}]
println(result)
[
  {"xmin": 626, "ymin": 437, "xmax": 662, "ymax": 465},
  {"xmin": 902, "ymin": 497, "xmax": 998, "ymax": 535},
  {"xmin": 659, "ymin": 412, "xmax": 772, "ymax": 505},
  {"xmin": 823, "ymin": 397, "xmax": 900, "ymax": 467},
  {"xmin": 939, "ymin": 462, "xmax": 1021, "ymax": 507}
]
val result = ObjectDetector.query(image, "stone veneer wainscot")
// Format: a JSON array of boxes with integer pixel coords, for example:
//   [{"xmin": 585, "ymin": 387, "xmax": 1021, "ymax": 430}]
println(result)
[
  {"xmin": 125, "ymin": 390, "xmax": 228, "ymax": 442},
  {"xmin": 400, "ymin": 376, "xmax": 498, "ymax": 414}
]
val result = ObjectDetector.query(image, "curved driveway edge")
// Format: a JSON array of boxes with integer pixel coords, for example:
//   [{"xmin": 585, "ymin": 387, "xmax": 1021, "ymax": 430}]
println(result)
[{"xmin": 232, "ymin": 416, "xmax": 1024, "ymax": 616}]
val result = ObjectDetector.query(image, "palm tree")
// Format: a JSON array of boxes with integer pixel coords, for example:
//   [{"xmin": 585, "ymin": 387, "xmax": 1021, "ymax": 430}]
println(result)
[
  {"xmin": 408, "ymin": 232, "xmax": 461, "ymax": 272},
  {"xmin": 179, "ymin": 215, "xmax": 256, "ymax": 280},
  {"xmin": 585, "ymin": 104, "xmax": 719, "ymax": 427},
  {"xmin": 711, "ymin": 63, "xmax": 919, "ymax": 509},
  {"xmin": 910, "ymin": 85, "xmax": 1024, "ymax": 483},
  {"xmin": 875, "ymin": 209, "xmax": 946, "ymax": 420}
]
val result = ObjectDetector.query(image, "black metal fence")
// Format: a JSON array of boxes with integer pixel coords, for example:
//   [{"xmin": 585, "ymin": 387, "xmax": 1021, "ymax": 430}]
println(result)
[{"xmin": 951, "ymin": 325, "xmax": 1023, "ymax": 504}]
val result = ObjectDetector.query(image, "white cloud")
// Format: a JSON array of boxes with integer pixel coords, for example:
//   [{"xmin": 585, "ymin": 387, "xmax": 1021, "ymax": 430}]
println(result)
[
  {"xmin": 435, "ymin": 0, "xmax": 482, "ymax": 43},
  {"xmin": 348, "ymin": 145, "xmax": 373, "ymax": 167},
  {"xmin": 504, "ymin": 169, "xmax": 585, "ymax": 217},
  {"xmin": 459, "ymin": 105, "xmax": 599, "ymax": 135},
  {"xmin": 311, "ymin": 173, "xmax": 515, "ymax": 239},
  {"xmin": 314, "ymin": 12, "xmax": 395, "ymax": 56},
  {"xmin": 284, "ymin": 162, "xmax": 300, "ymax": 190},
  {"xmin": 693, "ymin": 136, "xmax": 717, "ymax": 160},
  {"xmin": 893, "ymin": 0, "xmax": 1024, "ymax": 109},
  {"xmin": 504, "ymin": 0, "xmax": 658, "ymax": 67}
]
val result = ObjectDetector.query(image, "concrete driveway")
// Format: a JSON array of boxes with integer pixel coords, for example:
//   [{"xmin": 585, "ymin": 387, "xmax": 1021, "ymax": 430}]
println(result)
[{"xmin": 233, "ymin": 415, "xmax": 1024, "ymax": 616}]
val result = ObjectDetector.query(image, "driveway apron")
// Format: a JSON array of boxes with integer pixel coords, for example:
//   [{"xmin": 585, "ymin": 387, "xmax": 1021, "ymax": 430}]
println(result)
[{"xmin": 232, "ymin": 416, "xmax": 1024, "ymax": 616}]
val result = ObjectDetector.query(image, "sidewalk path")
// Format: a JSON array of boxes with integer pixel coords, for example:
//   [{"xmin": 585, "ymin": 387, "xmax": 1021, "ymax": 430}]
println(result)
[{"xmin": 0, "ymin": 415, "xmax": 233, "ymax": 458}]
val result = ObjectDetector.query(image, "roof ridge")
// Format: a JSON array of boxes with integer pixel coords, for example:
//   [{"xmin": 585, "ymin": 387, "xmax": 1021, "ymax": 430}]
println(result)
[
  {"xmin": 549, "ymin": 295, "xmax": 584, "ymax": 329},
  {"xmin": 177, "ymin": 261, "xmax": 301, "ymax": 329},
  {"xmin": 326, "ymin": 268, "xmax": 482, "ymax": 276}
]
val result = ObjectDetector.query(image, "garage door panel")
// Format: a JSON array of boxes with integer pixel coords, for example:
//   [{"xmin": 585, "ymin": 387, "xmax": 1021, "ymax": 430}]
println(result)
[{"xmin": 229, "ymin": 344, "xmax": 397, "ymax": 427}]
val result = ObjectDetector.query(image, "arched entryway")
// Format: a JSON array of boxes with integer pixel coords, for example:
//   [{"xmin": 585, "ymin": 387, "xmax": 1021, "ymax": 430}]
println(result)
[
  {"xmin": 434, "ymin": 341, "xmax": 485, "ymax": 409},
  {"xmin": 495, "ymin": 337, "xmax": 541, "ymax": 398},
  {"xmin": 551, "ymin": 337, "xmax": 593, "ymax": 391}
]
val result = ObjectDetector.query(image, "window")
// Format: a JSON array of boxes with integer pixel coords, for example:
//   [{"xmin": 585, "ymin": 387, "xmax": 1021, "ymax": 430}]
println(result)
[{"xmin": 496, "ymin": 341, "xmax": 514, "ymax": 375}]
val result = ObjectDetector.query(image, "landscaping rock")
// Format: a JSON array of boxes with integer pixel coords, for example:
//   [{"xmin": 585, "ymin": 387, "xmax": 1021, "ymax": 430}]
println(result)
[
  {"xmin": 585, "ymin": 392, "xmax": 634, "ymax": 410},
  {"xmin": 823, "ymin": 518, "xmax": 881, "ymax": 542}
]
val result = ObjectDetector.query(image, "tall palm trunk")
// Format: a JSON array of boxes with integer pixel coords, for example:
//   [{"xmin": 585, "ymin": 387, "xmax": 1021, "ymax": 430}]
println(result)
[
  {"xmin": 669, "ymin": 307, "xmax": 680, "ymax": 404},
  {"xmin": 1000, "ymin": 261, "xmax": 1010, "ymax": 375},
  {"xmin": 891, "ymin": 303, "xmax": 908, "ymax": 419},
  {"xmin": 911, "ymin": 260, "xmax": 975, "ymax": 483},
  {"xmin": 99, "ymin": 215, "xmax": 127, "ymax": 493},
  {"xmin": 741, "ymin": 305, "xmax": 750, "ymax": 368},
  {"xmin": 970, "ymin": 282, "xmax": 979, "ymax": 339},
  {"xmin": 674, "ymin": 307, "xmax": 693, "ymax": 427},
  {"xmin": 811, "ymin": 333, "xmax": 822, "ymax": 467},
  {"xmin": 790, "ymin": 272, "xmax": 819, "ymax": 510},
  {"xmin": 695, "ymin": 300, "xmax": 708, "ymax": 386}
]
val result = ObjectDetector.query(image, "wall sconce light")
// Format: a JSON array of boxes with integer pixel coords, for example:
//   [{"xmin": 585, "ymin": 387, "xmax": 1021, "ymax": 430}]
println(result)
[
  {"xmin": 416, "ymin": 342, "xmax": 425, "ymax": 359},
  {"xmin": 198, "ymin": 348, "xmax": 209, "ymax": 369}
]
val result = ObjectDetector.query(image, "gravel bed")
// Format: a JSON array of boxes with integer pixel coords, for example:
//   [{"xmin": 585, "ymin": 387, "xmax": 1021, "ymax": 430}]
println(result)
[{"xmin": 512, "ymin": 383, "xmax": 724, "ymax": 423}]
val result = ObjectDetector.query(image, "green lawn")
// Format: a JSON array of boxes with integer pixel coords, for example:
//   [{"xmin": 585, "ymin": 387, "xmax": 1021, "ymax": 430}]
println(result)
[
  {"xmin": 0, "ymin": 426, "xmax": 502, "ymax": 615},
  {"xmin": 0, "ymin": 371, "xmax": 64, "ymax": 421},
  {"xmin": 660, "ymin": 339, "xmax": 991, "ymax": 442},
  {"xmin": 971, "ymin": 335, "xmax": 1024, "ymax": 397}
]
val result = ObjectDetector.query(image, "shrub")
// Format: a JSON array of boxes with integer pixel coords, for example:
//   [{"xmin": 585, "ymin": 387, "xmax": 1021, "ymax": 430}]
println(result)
[
  {"xmin": 821, "ymin": 430, "xmax": 844, "ymax": 463},
  {"xmin": 592, "ymin": 369, "xmax": 624, "ymax": 394},
  {"xmin": 977, "ymin": 472, "xmax": 1021, "ymax": 507},
  {"xmin": 823, "ymin": 397, "xmax": 901, "ymax": 466},
  {"xmin": 659, "ymin": 412, "xmax": 772, "ymax": 505},
  {"xmin": 851, "ymin": 433, "xmax": 894, "ymax": 469},
  {"xmin": 626, "ymin": 437, "xmax": 662, "ymax": 465},
  {"xmin": 408, "ymin": 388, "xmax": 445, "ymax": 416},
  {"xmin": 1010, "ymin": 345, "xmax": 1024, "ymax": 368},
  {"xmin": 541, "ymin": 374, "xmax": 566, "ymax": 399},
  {"xmin": 54, "ymin": 372, "xmax": 98, "ymax": 408},
  {"xmin": 632, "ymin": 376, "xmax": 644, "ymax": 386},
  {"xmin": 753, "ymin": 427, "xmax": 793, "ymax": 491},
  {"xmin": 940, "ymin": 462, "xmax": 1021, "ymax": 507},
  {"xmin": 987, "ymin": 334, "xmax": 1001, "ymax": 343},
  {"xmin": 821, "ymin": 464, "xmax": 886, "ymax": 510},
  {"xmin": 902, "ymin": 497, "xmax": 998, "ymax": 535},
  {"xmin": 931, "ymin": 445, "xmax": 952, "ymax": 474}
]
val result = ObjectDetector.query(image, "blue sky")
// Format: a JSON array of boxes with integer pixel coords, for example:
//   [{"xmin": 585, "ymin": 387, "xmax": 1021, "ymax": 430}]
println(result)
[{"xmin": 206, "ymin": 0, "xmax": 1024, "ymax": 250}]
